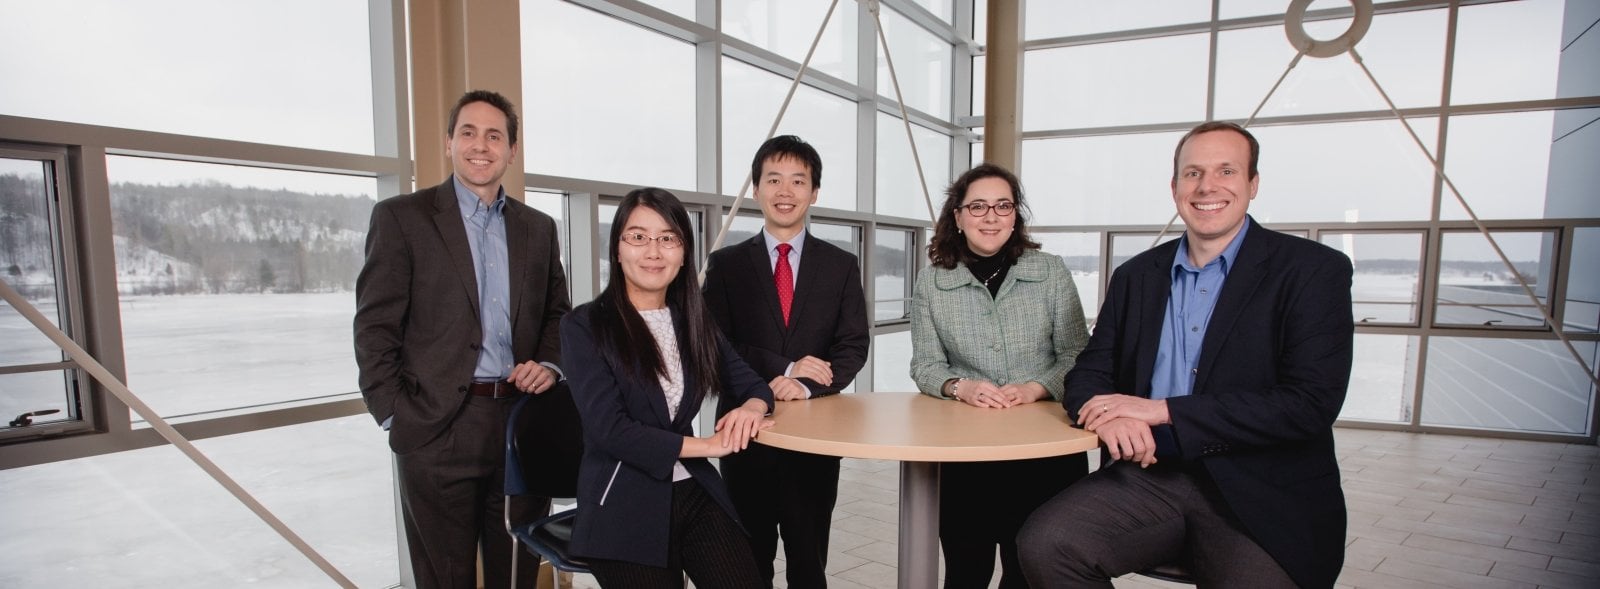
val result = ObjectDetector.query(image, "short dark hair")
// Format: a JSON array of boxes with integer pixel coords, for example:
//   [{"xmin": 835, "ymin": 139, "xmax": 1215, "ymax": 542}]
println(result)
[
  {"xmin": 1172, "ymin": 121, "xmax": 1258, "ymax": 181},
  {"xmin": 750, "ymin": 135, "xmax": 822, "ymax": 190},
  {"xmin": 927, "ymin": 163, "xmax": 1040, "ymax": 270},
  {"xmin": 447, "ymin": 90, "xmax": 520, "ymax": 147}
]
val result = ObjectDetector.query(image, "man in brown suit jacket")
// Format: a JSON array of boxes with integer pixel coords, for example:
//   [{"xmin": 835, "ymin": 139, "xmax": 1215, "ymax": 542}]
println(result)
[{"xmin": 355, "ymin": 90, "xmax": 570, "ymax": 589}]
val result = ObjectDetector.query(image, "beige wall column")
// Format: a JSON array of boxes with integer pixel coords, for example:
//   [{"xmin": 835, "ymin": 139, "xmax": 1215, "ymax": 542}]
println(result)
[
  {"xmin": 410, "ymin": 0, "xmax": 526, "ymax": 197},
  {"xmin": 984, "ymin": 0, "xmax": 1024, "ymax": 174}
]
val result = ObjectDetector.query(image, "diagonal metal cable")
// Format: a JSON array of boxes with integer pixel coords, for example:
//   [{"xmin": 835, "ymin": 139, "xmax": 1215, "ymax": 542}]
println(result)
[
  {"xmin": 868, "ymin": 0, "xmax": 939, "ymax": 224},
  {"xmin": 1345, "ymin": 46, "xmax": 1599, "ymax": 391},
  {"xmin": 0, "ymin": 278, "xmax": 358, "ymax": 588},
  {"xmin": 1152, "ymin": 51, "xmax": 1306, "ymax": 248},
  {"xmin": 700, "ymin": 0, "xmax": 842, "ymax": 283}
]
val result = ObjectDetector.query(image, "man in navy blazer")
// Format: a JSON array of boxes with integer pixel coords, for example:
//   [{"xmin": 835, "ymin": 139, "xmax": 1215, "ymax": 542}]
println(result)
[
  {"xmin": 1018, "ymin": 122, "xmax": 1354, "ymax": 588},
  {"xmin": 703, "ymin": 135, "xmax": 870, "ymax": 588},
  {"xmin": 355, "ymin": 91, "xmax": 569, "ymax": 589}
]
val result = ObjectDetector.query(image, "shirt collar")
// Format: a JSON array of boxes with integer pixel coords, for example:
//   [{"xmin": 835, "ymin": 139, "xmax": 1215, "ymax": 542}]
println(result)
[
  {"xmin": 452, "ymin": 175, "xmax": 506, "ymax": 218},
  {"xmin": 1173, "ymin": 216, "xmax": 1251, "ymax": 275},
  {"xmin": 762, "ymin": 227, "xmax": 805, "ymax": 257}
]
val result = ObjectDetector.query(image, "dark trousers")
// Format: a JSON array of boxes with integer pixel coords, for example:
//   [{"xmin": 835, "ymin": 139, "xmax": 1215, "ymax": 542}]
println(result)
[
  {"xmin": 587, "ymin": 478, "xmax": 763, "ymax": 589},
  {"xmin": 396, "ymin": 395, "xmax": 550, "ymax": 589},
  {"xmin": 1016, "ymin": 461, "xmax": 1296, "ymax": 588},
  {"xmin": 939, "ymin": 453, "xmax": 1087, "ymax": 589},
  {"xmin": 723, "ymin": 444, "xmax": 841, "ymax": 589}
]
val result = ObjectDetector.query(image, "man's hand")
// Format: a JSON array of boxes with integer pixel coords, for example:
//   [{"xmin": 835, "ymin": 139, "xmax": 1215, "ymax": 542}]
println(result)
[
  {"xmin": 510, "ymin": 361, "xmax": 557, "ymax": 394},
  {"xmin": 768, "ymin": 376, "xmax": 810, "ymax": 401},
  {"xmin": 790, "ymin": 356, "xmax": 834, "ymax": 386},
  {"xmin": 1093, "ymin": 418, "xmax": 1159, "ymax": 468},
  {"xmin": 1077, "ymin": 393, "xmax": 1169, "ymax": 430}
]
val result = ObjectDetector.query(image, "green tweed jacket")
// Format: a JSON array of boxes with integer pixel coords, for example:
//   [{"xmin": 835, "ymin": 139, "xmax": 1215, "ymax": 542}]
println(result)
[{"xmin": 909, "ymin": 248, "xmax": 1090, "ymax": 401}]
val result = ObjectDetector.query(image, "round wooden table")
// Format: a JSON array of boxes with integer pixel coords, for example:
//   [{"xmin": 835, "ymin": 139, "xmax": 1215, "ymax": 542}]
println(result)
[{"xmin": 758, "ymin": 392, "xmax": 1099, "ymax": 588}]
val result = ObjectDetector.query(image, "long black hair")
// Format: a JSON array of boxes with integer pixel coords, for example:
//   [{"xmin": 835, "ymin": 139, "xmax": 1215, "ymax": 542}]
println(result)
[
  {"xmin": 927, "ymin": 162, "xmax": 1040, "ymax": 269},
  {"xmin": 590, "ymin": 187, "xmax": 722, "ymax": 403}
]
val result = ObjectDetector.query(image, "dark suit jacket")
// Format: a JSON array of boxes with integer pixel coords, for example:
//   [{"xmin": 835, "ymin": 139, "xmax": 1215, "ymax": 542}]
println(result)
[
  {"xmin": 702, "ymin": 232, "xmax": 870, "ymax": 413},
  {"xmin": 559, "ymin": 302, "xmax": 775, "ymax": 567},
  {"xmin": 1064, "ymin": 218, "xmax": 1354, "ymax": 589},
  {"xmin": 354, "ymin": 179, "xmax": 570, "ymax": 453}
]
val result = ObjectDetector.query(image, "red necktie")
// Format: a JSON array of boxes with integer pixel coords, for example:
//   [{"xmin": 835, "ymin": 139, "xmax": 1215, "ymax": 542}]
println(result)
[{"xmin": 775, "ymin": 243, "xmax": 794, "ymax": 326}]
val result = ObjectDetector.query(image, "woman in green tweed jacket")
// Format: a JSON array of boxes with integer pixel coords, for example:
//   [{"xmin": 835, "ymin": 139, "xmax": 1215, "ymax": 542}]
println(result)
[{"xmin": 909, "ymin": 163, "xmax": 1090, "ymax": 589}]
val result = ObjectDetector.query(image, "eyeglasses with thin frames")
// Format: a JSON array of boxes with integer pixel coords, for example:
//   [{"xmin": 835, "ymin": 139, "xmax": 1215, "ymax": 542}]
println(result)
[
  {"xmin": 957, "ymin": 201, "xmax": 1016, "ymax": 217},
  {"xmin": 620, "ymin": 231, "xmax": 684, "ymax": 249}
]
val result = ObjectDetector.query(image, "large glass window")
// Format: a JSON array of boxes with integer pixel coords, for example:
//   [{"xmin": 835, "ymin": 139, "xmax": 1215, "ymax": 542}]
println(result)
[
  {"xmin": 1341, "ymin": 334, "xmax": 1419, "ymax": 424},
  {"xmin": 877, "ymin": 7, "xmax": 952, "ymax": 118},
  {"xmin": 873, "ymin": 227, "xmax": 914, "ymax": 323},
  {"xmin": 1033, "ymin": 232, "xmax": 1101, "ymax": 321},
  {"xmin": 106, "ymin": 156, "xmax": 377, "ymax": 421},
  {"xmin": 1023, "ymin": 34, "xmax": 1208, "ymax": 130},
  {"xmin": 1020, "ymin": 131, "xmax": 1185, "ymax": 226},
  {"xmin": 1567, "ymin": 227, "xmax": 1600, "ymax": 334},
  {"xmin": 1434, "ymin": 230, "xmax": 1556, "ymax": 329},
  {"xmin": 872, "ymin": 330, "xmax": 916, "ymax": 392},
  {"xmin": 1026, "ymin": 1, "xmax": 1212, "ymax": 39},
  {"xmin": 721, "ymin": 58, "xmax": 858, "ymax": 209},
  {"xmin": 521, "ymin": 0, "xmax": 697, "ymax": 191},
  {"xmin": 1451, "ymin": 0, "xmax": 1570, "ymax": 104},
  {"xmin": 1421, "ymin": 336, "xmax": 1596, "ymax": 435},
  {"xmin": 875, "ymin": 115, "xmax": 951, "ymax": 221},
  {"xmin": 722, "ymin": 0, "xmax": 859, "ymax": 83},
  {"xmin": 1444, "ymin": 109, "xmax": 1600, "ymax": 221},
  {"xmin": 1320, "ymin": 232, "xmax": 1424, "ymax": 325},
  {"xmin": 1250, "ymin": 118, "xmax": 1439, "ymax": 223},
  {"xmin": 0, "ymin": 0, "xmax": 375, "ymax": 154}
]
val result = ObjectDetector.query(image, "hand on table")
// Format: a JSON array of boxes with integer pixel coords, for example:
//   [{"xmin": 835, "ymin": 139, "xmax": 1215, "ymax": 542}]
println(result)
[
  {"xmin": 768, "ymin": 376, "xmax": 810, "ymax": 401},
  {"xmin": 1077, "ymin": 393, "xmax": 1169, "ymax": 430},
  {"xmin": 791, "ymin": 356, "xmax": 834, "ymax": 386}
]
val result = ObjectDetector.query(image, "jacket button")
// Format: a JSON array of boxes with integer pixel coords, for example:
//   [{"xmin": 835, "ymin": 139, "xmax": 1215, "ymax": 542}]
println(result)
[
  {"xmin": 458, "ymin": 385, "xmax": 468, "ymax": 393},
  {"xmin": 469, "ymin": 342, "xmax": 480, "ymax": 351}
]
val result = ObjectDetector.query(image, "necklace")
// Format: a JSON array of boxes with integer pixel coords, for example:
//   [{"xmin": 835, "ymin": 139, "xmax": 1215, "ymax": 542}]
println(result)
[{"xmin": 982, "ymin": 266, "xmax": 1004, "ymax": 289}]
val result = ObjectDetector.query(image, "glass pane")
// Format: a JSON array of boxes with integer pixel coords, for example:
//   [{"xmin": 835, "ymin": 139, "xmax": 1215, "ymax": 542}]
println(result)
[
  {"xmin": 873, "ymin": 227, "xmax": 913, "ymax": 323},
  {"xmin": 1024, "ymin": 34, "xmax": 1208, "ymax": 130},
  {"xmin": 1250, "ymin": 118, "xmax": 1439, "ymax": 223},
  {"xmin": 1567, "ymin": 227, "xmax": 1600, "ymax": 333},
  {"xmin": 1215, "ymin": 10, "xmax": 1446, "ymax": 119},
  {"xmin": 1341, "ymin": 333, "xmax": 1419, "ymax": 423},
  {"xmin": 0, "ymin": 371, "xmax": 72, "ymax": 430},
  {"xmin": 1452, "ymin": 0, "xmax": 1570, "ymax": 105},
  {"xmin": 0, "ymin": 158, "xmax": 65, "ymax": 365},
  {"xmin": 1422, "ymin": 337, "xmax": 1596, "ymax": 436},
  {"xmin": 1020, "ymin": 131, "xmax": 1186, "ymax": 226},
  {"xmin": 721, "ymin": 58, "xmax": 858, "ymax": 210},
  {"xmin": 877, "ymin": 7, "xmax": 953, "ymax": 117},
  {"xmin": 0, "ymin": 1, "xmax": 374, "ymax": 154},
  {"xmin": 1110, "ymin": 232, "xmax": 1179, "ymax": 274},
  {"xmin": 106, "ymin": 156, "xmax": 377, "ymax": 420},
  {"xmin": 1034, "ymin": 232, "xmax": 1101, "ymax": 322},
  {"xmin": 1320, "ymin": 232, "xmax": 1422, "ymax": 324},
  {"xmin": 1435, "ymin": 231, "xmax": 1555, "ymax": 328},
  {"xmin": 811, "ymin": 222, "xmax": 862, "ymax": 259},
  {"xmin": 970, "ymin": 56, "xmax": 986, "ymax": 117},
  {"xmin": 1027, "ymin": 0, "xmax": 1212, "ymax": 38},
  {"xmin": 1444, "ymin": 109, "xmax": 1600, "ymax": 221},
  {"xmin": 906, "ymin": 0, "xmax": 954, "ymax": 23},
  {"xmin": 722, "ymin": 0, "xmax": 858, "ymax": 83},
  {"xmin": 0, "ymin": 415, "xmax": 398, "ymax": 587},
  {"xmin": 872, "ymin": 330, "xmax": 916, "ymax": 392},
  {"xmin": 522, "ymin": 0, "xmax": 696, "ymax": 191},
  {"xmin": 524, "ymin": 190, "xmax": 569, "ymax": 278},
  {"xmin": 876, "ymin": 115, "xmax": 951, "ymax": 221}
]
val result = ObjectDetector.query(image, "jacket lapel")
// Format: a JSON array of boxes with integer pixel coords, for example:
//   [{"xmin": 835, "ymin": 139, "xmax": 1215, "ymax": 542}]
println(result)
[
  {"xmin": 1134, "ymin": 241, "xmax": 1178, "ymax": 397},
  {"xmin": 742, "ymin": 236, "xmax": 788, "ymax": 333},
  {"xmin": 431, "ymin": 181, "xmax": 481, "ymax": 321},
  {"xmin": 1194, "ymin": 220, "xmax": 1272, "ymax": 393},
  {"xmin": 505, "ymin": 202, "xmax": 529, "ymax": 323},
  {"xmin": 785, "ymin": 233, "xmax": 824, "ymax": 342}
]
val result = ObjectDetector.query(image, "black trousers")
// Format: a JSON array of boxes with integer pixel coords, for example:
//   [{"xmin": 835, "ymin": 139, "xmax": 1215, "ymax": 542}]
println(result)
[
  {"xmin": 586, "ymin": 478, "xmax": 763, "ymax": 589},
  {"xmin": 395, "ymin": 395, "xmax": 549, "ymax": 589},
  {"xmin": 939, "ymin": 453, "xmax": 1087, "ymax": 589},
  {"xmin": 1016, "ymin": 461, "xmax": 1296, "ymax": 588},
  {"xmin": 723, "ymin": 443, "xmax": 841, "ymax": 589}
]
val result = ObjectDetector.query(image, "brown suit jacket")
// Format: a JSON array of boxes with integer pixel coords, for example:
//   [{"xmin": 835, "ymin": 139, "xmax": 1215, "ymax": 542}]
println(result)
[{"xmin": 354, "ymin": 179, "xmax": 570, "ymax": 453}]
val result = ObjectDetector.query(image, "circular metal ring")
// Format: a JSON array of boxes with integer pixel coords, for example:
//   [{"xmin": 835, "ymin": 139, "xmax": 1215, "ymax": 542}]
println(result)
[{"xmin": 1284, "ymin": 0, "xmax": 1374, "ymax": 58}]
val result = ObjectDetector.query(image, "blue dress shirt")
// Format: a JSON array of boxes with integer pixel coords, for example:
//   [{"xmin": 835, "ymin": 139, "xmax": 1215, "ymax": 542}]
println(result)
[
  {"xmin": 454, "ymin": 176, "xmax": 515, "ymax": 382},
  {"xmin": 1150, "ymin": 221, "xmax": 1249, "ymax": 456}
]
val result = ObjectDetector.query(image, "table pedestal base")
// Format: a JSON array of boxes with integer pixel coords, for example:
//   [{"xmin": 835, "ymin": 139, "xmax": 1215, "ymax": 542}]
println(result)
[{"xmin": 898, "ymin": 461, "xmax": 940, "ymax": 588}]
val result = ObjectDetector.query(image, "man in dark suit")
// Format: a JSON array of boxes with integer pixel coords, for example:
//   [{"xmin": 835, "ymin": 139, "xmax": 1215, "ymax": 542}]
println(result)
[
  {"xmin": 355, "ymin": 90, "xmax": 570, "ymax": 589},
  {"xmin": 703, "ymin": 135, "xmax": 870, "ymax": 588},
  {"xmin": 1018, "ymin": 122, "xmax": 1354, "ymax": 589}
]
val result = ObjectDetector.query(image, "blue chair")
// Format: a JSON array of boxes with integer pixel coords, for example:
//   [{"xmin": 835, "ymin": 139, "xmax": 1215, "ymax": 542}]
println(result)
[{"xmin": 503, "ymin": 388, "xmax": 588, "ymax": 589}]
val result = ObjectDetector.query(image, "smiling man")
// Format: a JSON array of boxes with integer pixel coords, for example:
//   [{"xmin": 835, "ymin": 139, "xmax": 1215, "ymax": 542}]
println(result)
[
  {"xmin": 355, "ymin": 90, "xmax": 570, "ymax": 589},
  {"xmin": 1017, "ymin": 122, "xmax": 1355, "ymax": 589},
  {"xmin": 702, "ymin": 135, "xmax": 869, "ymax": 589}
]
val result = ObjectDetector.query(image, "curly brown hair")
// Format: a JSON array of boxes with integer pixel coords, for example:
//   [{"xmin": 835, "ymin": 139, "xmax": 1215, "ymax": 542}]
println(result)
[{"xmin": 927, "ymin": 163, "xmax": 1040, "ymax": 270}]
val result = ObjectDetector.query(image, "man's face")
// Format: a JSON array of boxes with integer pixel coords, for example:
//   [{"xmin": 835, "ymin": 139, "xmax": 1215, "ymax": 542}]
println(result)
[
  {"xmin": 1171, "ymin": 130, "xmax": 1258, "ymax": 249},
  {"xmin": 446, "ymin": 101, "xmax": 517, "ymax": 199},
  {"xmin": 754, "ymin": 155, "xmax": 818, "ymax": 236}
]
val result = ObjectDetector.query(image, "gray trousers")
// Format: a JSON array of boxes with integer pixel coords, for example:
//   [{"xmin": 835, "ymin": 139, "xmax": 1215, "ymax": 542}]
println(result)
[{"xmin": 1016, "ymin": 461, "xmax": 1297, "ymax": 589}]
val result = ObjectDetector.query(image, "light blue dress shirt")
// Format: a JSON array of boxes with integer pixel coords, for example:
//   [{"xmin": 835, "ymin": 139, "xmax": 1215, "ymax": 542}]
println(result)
[
  {"xmin": 454, "ymin": 176, "xmax": 515, "ymax": 382},
  {"xmin": 1152, "ymin": 220, "xmax": 1250, "ymax": 402}
]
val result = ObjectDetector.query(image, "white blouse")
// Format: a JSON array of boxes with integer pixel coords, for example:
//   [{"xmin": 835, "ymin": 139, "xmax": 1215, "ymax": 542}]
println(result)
[{"xmin": 640, "ymin": 308, "xmax": 691, "ymax": 482}]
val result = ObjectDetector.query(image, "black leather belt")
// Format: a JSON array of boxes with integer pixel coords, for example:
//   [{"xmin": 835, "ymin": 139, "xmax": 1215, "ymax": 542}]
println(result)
[{"xmin": 467, "ymin": 380, "xmax": 518, "ymax": 398}]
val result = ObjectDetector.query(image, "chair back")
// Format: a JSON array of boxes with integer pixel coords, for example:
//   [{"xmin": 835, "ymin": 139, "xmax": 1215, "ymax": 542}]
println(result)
[{"xmin": 504, "ymin": 383, "xmax": 584, "ymax": 499}]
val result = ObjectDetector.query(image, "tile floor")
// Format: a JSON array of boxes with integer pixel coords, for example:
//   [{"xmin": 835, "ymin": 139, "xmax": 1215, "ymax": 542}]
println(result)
[{"xmin": 556, "ymin": 427, "xmax": 1599, "ymax": 588}]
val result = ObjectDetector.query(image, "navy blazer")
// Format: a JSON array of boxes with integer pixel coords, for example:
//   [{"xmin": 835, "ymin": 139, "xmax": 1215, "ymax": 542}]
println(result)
[
  {"xmin": 703, "ymin": 232, "xmax": 870, "ymax": 408},
  {"xmin": 560, "ymin": 301, "xmax": 774, "ymax": 567},
  {"xmin": 1065, "ymin": 218, "xmax": 1354, "ymax": 589}
]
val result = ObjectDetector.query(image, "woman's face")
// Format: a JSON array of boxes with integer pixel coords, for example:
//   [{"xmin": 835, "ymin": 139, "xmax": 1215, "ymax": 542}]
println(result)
[
  {"xmin": 955, "ymin": 176, "xmax": 1017, "ymax": 258},
  {"xmin": 616, "ymin": 206, "xmax": 684, "ymax": 307}
]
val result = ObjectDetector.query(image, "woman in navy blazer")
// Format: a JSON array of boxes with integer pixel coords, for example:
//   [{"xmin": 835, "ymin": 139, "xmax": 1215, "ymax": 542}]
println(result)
[{"xmin": 561, "ymin": 187, "xmax": 773, "ymax": 588}]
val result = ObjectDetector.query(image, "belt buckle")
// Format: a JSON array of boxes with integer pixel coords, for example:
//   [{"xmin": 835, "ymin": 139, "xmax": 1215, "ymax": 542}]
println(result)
[{"xmin": 492, "ymin": 381, "xmax": 514, "ymax": 399}]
